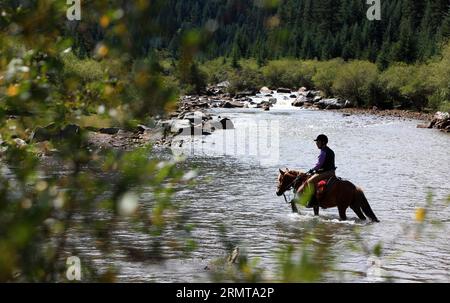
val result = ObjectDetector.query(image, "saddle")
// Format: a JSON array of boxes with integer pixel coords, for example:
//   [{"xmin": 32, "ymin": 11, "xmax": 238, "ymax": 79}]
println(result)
[{"xmin": 316, "ymin": 176, "xmax": 340, "ymax": 196}]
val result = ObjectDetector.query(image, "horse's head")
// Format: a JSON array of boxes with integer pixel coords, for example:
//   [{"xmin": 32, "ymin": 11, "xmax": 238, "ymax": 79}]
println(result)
[{"xmin": 276, "ymin": 168, "xmax": 307, "ymax": 196}]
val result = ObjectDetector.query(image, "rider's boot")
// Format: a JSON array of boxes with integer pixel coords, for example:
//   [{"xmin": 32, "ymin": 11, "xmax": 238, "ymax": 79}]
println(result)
[{"xmin": 306, "ymin": 195, "xmax": 318, "ymax": 208}]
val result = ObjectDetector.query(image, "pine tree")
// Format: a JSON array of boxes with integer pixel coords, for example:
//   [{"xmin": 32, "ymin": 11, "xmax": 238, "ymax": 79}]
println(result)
[{"xmin": 442, "ymin": 5, "xmax": 450, "ymax": 38}]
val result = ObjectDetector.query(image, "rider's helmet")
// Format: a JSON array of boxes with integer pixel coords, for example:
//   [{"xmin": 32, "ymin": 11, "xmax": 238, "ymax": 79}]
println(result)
[{"xmin": 314, "ymin": 134, "xmax": 328, "ymax": 144}]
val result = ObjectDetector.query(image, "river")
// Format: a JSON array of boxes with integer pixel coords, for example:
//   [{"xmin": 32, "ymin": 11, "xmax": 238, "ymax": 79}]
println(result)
[
  {"xmin": 114, "ymin": 98, "xmax": 450, "ymax": 283},
  {"xmin": 71, "ymin": 99, "xmax": 450, "ymax": 282}
]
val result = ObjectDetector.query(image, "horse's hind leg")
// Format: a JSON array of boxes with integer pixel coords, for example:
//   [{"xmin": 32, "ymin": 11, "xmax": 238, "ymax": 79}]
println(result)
[
  {"xmin": 338, "ymin": 205, "xmax": 347, "ymax": 221},
  {"xmin": 313, "ymin": 206, "xmax": 319, "ymax": 216},
  {"xmin": 350, "ymin": 206, "xmax": 366, "ymax": 220}
]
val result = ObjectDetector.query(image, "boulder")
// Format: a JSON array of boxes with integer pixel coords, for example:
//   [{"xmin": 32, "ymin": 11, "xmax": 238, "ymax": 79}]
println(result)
[
  {"xmin": 59, "ymin": 124, "xmax": 81, "ymax": 138},
  {"xmin": 292, "ymin": 99, "xmax": 304, "ymax": 107},
  {"xmin": 222, "ymin": 101, "xmax": 245, "ymax": 108},
  {"xmin": 268, "ymin": 97, "xmax": 277, "ymax": 104},
  {"xmin": 277, "ymin": 87, "xmax": 291, "ymax": 93},
  {"xmin": 316, "ymin": 98, "xmax": 347, "ymax": 110},
  {"xmin": 313, "ymin": 96, "xmax": 323, "ymax": 103},
  {"xmin": 178, "ymin": 126, "xmax": 212, "ymax": 136},
  {"xmin": 170, "ymin": 119, "xmax": 192, "ymax": 133},
  {"xmin": 217, "ymin": 81, "xmax": 230, "ymax": 88},
  {"xmin": 292, "ymin": 95, "xmax": 310, "ymax": 107},
  {"xmin": 13, "ymin": 138, "xmax": 27, "ymax": 148},
  {"xmin": 183, "ymin": 111, "xmax": 211, "ymax": 123},
  {"xmin": 31, "ymin": 123, "xmax": 58, "ymax": 142},
  {"xmin": 428, "ymin": 111, "xmax": 450, "ymax": 130},
  {"xmin": 203, "ymin": 117, "xmax": 234, "ymax": 132},
  {"xmin": 235, "ymin": 90, "xmax": 256, "ymax": 98},
  {"xmin": 136, "ymin": 124, "xmax": 152, "ymax": 133},
  {"xmin": 99, "ymin": 127, "xmax": 120, "ymax": 135},
  {"xmin": 256, "ymin": 101, "xmax": 273, "ymax": 109},
  {"xmin": 260, "ymin": 86, "xmax": 272, "ymax": 94},
  {"xmin": 31, "ymin": 123, "xmax": 81, "ymax": 142},
  {"xmin": 289, "ymin": 94, "xmax": 297, "ymax": 98},
  {"xmin": 219, "ymin": 117, "xmax": 234, "ymax": 129}
]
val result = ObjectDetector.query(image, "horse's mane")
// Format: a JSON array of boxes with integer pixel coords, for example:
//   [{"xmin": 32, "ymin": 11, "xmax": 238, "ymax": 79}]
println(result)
[{"xmin": 285, "ymin": 169, "xmax": 303, "ymax": 176}]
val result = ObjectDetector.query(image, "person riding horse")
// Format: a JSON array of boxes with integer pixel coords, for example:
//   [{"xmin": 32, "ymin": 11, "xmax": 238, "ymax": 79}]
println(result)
[{"xmin": 296, "ymin": 134, "xmax": 336, "ymax": 208}]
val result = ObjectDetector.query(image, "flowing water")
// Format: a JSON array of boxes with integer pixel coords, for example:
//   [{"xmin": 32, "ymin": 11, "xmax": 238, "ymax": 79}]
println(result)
[{"xmin": 74, "ymin": 95, "xmax": 450, "ymax": 282}]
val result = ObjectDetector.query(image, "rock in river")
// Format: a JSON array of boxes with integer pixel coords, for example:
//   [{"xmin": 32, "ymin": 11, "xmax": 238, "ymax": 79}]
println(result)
[
  {"xmin": 277, "ymin": 87, "xmax": 291, "ymax": 93},
  {"xmin": 428, "ymin": 111, "xmax": 450, "ymax": 132},
  {"xmin": 222, "ymin": 101, "xmax": 245, "ymax": 108}
]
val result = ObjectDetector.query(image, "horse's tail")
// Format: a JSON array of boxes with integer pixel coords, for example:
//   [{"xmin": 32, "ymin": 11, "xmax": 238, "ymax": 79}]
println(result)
[{"xmin": 357, "ymin": 189, "xmax": 379, "ymax": 222}]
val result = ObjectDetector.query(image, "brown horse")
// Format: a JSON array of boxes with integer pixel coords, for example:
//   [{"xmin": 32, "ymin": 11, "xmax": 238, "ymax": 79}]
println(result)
[{"xmin": 276, "ymin": 168, "xmax": 379, "ymax": 222}]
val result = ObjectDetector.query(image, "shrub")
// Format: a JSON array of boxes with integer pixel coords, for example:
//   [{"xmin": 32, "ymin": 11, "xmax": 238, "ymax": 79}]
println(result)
[
  {"xmin": 312, "ymin": 59, "xmax": 344, "ymax": 97},
  {"xmin": 332, "ymin": 60, "xmax": 379, "ymax": 107},
  {"xmin": 201, "ymin": 57, "xmax": 234, "ymax": 84},
  {"xmin": 228, "ymin": 59, "xmax": 264, "ymax": 94},
  {"xmin": 61, "ymin": 52, "xmax": 105, "ymax": 82},
  {"xmin": 380, "ymin": 63, "xmax": 434, "ymax": 110},
  {"xmin": 261, "ymin": 59, "xmax": 317, "ymax": 89}
]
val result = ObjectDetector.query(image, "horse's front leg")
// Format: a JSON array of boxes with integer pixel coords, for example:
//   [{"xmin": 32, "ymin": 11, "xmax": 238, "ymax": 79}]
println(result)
[
  {"xmin": 313, "ymin": 206, "xmax": 319, "ymax": 216},
  {"xmin": 290, "ymin": 201, "xmax": 298, "ymax": 213}
]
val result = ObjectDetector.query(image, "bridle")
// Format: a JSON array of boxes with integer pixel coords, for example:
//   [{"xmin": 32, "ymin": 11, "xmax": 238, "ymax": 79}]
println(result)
[{"xmin": 278, "ymin": 172, "xmax": 306, "ymax": 204}]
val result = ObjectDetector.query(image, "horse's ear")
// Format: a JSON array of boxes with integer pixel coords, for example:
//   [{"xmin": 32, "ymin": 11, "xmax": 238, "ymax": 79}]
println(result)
[
  {"xmin": 279, "ymin": 168, "xmax": 284, "ymax": 174},
  {"xmin": 285, "ymin": 167, "xmax": 289, "ymax": 173}
]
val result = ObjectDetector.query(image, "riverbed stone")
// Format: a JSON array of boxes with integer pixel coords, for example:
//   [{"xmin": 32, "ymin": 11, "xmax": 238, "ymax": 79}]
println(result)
[
  {"xmin": 183, "ymin": 111, "xmax": 211, "ymax": 123},
  {"xmin": 99, "ymin": 127, "xmax": 120, "ymax": 135},
  {"xmin": 268, "ymin": 97, "xmax": 277, "ymax": 104},
  {"xmin": 178, "ymin": 126, "xmax": 212, "ymax": 136},
  {"xmin": 428, "ymin": 111, "xmax": 450, "ymax": 130},
  {"xmin": 222, "ymin": 101, "xmax": 245, "ymax": 108},
  {"xmin": 316, "ymin": 98, "xmax": 346, "ymax": 109},
  {"xmin": 170, "ymin": 119, "xmax": 192, "ymax": 133},
  {"xmin": 31, "ymin": 123, "xmax": 81, "ymax": 142},
  {"xmin": 277, "ymin": 87, "xmax": 291, "ymax": 93},
  {"xmin": 260, "ymin": 86, "xmax": 272, "ymax": 94}
]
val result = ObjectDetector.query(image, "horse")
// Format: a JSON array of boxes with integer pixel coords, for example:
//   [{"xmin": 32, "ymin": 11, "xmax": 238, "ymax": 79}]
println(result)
[{"xmin": 276, "ymin": 168, "xmax": 379, "ymax": 222}]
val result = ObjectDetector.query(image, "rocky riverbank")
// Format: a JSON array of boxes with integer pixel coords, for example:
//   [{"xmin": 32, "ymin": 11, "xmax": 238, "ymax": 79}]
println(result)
[
  {"xmin": 165, "ymin": 83, "xmax": 448, "ymax": 133},
  {"xmin": 15, "ymin": 83, "xmax": 447, "ymax": 158}
]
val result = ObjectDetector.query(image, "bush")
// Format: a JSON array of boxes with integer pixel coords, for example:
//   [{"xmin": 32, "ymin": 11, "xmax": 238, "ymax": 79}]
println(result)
[
  {"xmin": 228, "ymin": 59, "xmax": 264, "ymax": 94},
  {"xmin": 426, "ymin": 42, "xmax": 450, "ymax": 111},
  {"xmin": 61, "ymin": 52, "xmax": 105, "ymax": 82},
  {"xmin": 201, "ymin": 57, "xmax": 234, "ymax": 85},
  {"xmin": 261, "ymin": 59, "xmax": 316, "ymax": 89},
  {"xmin": 332, "ymin": 60, "xmax": 379, "ymax": 107},
  {"xmin": 312, "ymin": 59, "xmax": 344, "ymax": 97},
  {"xmin": 380, "ymin": 63, "xmax": 434, "ymax": 110}
]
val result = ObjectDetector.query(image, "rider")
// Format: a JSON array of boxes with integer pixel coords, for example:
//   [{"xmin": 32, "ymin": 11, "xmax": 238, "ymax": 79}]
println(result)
[{"xmin": 296, "ymin": 134, "xmax": 336, "ymax": 208}]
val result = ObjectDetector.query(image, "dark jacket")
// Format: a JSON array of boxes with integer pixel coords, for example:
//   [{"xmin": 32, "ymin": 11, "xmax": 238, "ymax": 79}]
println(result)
[{"xmin": 313, "ymin": 146, "xmax": 336, "ymax": 172}]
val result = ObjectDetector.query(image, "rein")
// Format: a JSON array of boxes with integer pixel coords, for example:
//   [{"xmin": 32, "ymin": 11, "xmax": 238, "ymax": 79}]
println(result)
[{"xmin": 280, "ymin": 173, "xmax": 304, "ymax": 204}]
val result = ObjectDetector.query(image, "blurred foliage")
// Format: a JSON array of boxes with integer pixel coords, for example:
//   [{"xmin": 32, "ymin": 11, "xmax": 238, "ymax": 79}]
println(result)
[
  {"xmin": 0, "ymin": 0, "xmax": 198, "ymax": 282},
  {"xmin": 0, "ymin": 0, "xmax": 448, "ymax": 283}
]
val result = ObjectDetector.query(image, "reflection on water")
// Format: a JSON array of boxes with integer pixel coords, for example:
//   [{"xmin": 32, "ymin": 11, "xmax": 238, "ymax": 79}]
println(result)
[{"xmin": 81, "ymin": 108, "xmax": 450, "ymax": 282}]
